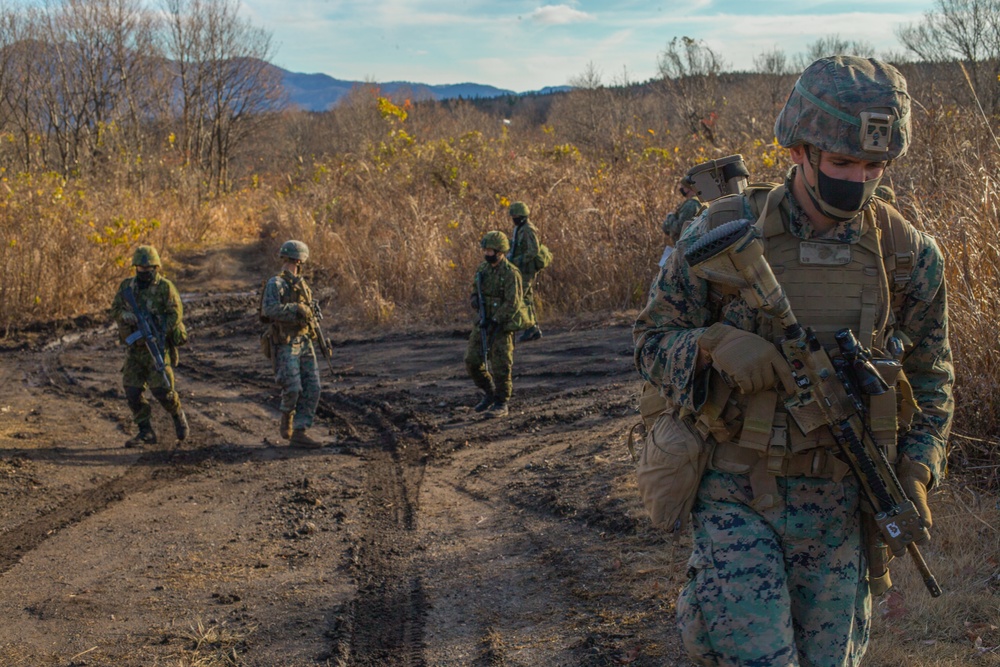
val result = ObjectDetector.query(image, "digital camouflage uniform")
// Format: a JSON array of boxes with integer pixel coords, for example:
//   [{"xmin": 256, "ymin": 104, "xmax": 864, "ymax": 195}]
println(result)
[
  {"xmin": 466, "ymin": 236, "xmax": 528, "ymax": 409},
  {"xmin": 633, "ymin": 57, "xmax": 954, "ymax": 667},
  {"xmin": 663, "ymin": 194, "xmax": 705, "ymax": 244},
  {"xmin": 262, "ymin": 269, "xmax": 321, "ymax": 433},
  {"xmin": 110, "ymin": 252, "xmax": 188, "ymax": 444}
]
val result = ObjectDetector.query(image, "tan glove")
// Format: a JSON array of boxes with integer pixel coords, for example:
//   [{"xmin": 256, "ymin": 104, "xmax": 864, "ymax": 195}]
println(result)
[
  {"xmin": 698, "ymin": 323, "xmax": 796, "ymax": 395},
  {"xmin": 897, "ymin": 455, "xmax": 933, "ymax": 540},
  {"xmin": 294, "ymin": 303, "xmax": 312, "ymax": 322}
]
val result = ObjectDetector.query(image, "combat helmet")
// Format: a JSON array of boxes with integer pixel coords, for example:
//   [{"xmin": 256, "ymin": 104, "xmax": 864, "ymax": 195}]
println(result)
[
  {"xmin": 508, "ymin": 201, "xmax": 530, "ymax": 218},
  {"xmin": 279, "ymin": 240, "xmax": 309, "ymax": 262},
  {"xmin": 132, "ymin": 245, "xmax": 161, "ymax": 267},
  {"xmin": 775, "ymin": 55, "xmax": 911, "ymax": 162},
  {"xmin": 481, "ymin": 230, "xmax": 510, "ymax": 253}
]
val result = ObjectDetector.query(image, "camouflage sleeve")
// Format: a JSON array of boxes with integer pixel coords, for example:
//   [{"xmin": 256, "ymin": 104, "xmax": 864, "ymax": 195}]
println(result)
[
  {"xmin": 109, "ymin": 279, "xmax": 130, "ymax": 321},
  {"xmin": 262, "ymin": 276, "xmax": 299, "ymax": 323},
  {"xmin": 896, "ymin": 232, "xmax": 954, "ymax": 485},
  {"xmin": 633, "ymin": 216, "xmax": 718, "ymax": 411},
  {"xmin": 511, "ymin": 226, "xmax": 539, "ymax": 278},
  {"xmin": 676, "ymin": 198, "xmax": 704, "ymax": 238},
  {"xmin": 162, "ymin": 280, "xmax": 183, "ymax": 333},
  {"xmin": 493, "ymin": 267, "xmax": 524, "ymax": 326}
]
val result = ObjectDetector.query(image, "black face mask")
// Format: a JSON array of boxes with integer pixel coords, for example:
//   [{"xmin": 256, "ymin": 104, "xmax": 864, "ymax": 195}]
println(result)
[
  {"xmin": 512, "ymin": 216, "xmax": 527, "ymax": 226},
  {"xmin": 135, "ymin": 269, "xmax": 157, "ymax": 286},
  {"xmin": 815, "ymin": 168, "xmax": 881, "ymax": 219},
  {"xmin": 485, "ymin": 253, "xmax": 500, "ymax": 264}
]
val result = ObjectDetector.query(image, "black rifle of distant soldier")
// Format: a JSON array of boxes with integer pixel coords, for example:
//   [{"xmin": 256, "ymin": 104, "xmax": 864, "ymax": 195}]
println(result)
[
  {"xmin": 310, "ymin": 299, "xmax": 337, "ymax": 377},
  {"xmin": 122, "ymin": 286, "xmax": 172, "ymax": 387},
  {"xmin": 475, "ymin": 271, "xmax": 492, "ymax": 376},
  {"xmin": 685, "ymin": 218, "xmax": 942, "ymax": 597}
]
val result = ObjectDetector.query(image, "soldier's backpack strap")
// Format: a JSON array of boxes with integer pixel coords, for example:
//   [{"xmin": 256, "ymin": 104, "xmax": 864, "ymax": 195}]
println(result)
[{"xmin": 873, "ymin": 199, "xmax": 917, "ymax": 314}]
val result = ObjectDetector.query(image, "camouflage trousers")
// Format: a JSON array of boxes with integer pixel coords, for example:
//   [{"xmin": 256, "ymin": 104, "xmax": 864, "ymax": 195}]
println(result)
[
  {"xmin": 523, "ymin": 274, "xmax": 538, "ymax": 327},
  {"xmin": 273, "ymin": 336, "xmax": 321, "ymax": 430},
  {"xmin": 678, "ymin": 469, "xmax": 870, "ymax": 667},
  {"xmin": 465, "ymin": 326, "xmax": 514, "ymax": 401},
  {"xmin": 122, "ymin": 346, "xmax": 182, "ymax": 426}
]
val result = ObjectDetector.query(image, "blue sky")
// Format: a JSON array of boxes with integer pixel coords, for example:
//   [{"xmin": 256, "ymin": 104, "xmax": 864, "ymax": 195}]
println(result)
[{"xmin": 242, "ymin": 0, "xmax": 938, "ymax": 92}]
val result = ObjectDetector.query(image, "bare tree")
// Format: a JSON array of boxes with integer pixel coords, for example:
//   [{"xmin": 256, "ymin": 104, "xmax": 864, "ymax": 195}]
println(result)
[
  {"xmin": 754, "ymin": 46, "xmax": 795, "ymax": 106},
  {"xmin": 896, "ymin": 0, "xmax": 1000, "ymax": 113},
  {"xmin": 656, "ymin": 36, "xmax": 726, "ymax": 142},
  {"xmin": 162, "ymin": 0, "xmax": 282, "ymax": 196}
]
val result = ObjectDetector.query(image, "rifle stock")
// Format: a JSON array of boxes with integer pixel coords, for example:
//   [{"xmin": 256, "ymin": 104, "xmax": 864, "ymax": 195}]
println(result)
[
  {"xmin": 122, "ymin": 286, "xmax": 172, "ymax": 387},
  {"xmin": 685, "ymin": 219, "xmax": 941, "ymax": 597}
]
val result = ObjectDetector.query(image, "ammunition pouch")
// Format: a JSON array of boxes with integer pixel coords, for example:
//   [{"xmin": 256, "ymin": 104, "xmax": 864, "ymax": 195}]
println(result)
[
  {"xmin": 629, "ymin": 382, "xmax": 713, "ymax": 534},
  {"xmin": 260, "ymin": 329, "xmax": 274, "ymax": 360}
]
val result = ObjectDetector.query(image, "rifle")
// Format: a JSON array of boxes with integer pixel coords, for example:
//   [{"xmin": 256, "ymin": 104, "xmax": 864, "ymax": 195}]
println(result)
[
  {"xmin": 310, "ymin": 299, "xmax": 337, "ymax": 376},
  {"xmin": 475, "ymin": 271, "xmax": 492, "ymax": 375},
  {"xmin": 684, "ymin": 218, "xmax": 942, "ymax": 597},
  {"xmin": 122, "ymin": 286, "xmax": 172, "ymax": 387}
]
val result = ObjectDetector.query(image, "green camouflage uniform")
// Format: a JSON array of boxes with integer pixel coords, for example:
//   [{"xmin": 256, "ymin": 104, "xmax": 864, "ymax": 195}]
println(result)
[
  {"xmin": 508, "ymin": 220, "xmax": 540, "ymax": 328},
  {"xmin": 663, "ymin": 195, "xmax": 705, "ymax": 243},
  {"xmin": 110, "ymin": 274, "xmax": 187, "ymax": 427},
  {"xmin": 634, "ymin": 177, "xmax": 953, "ymax": 667},
  {"xmin": 465, "ymin": 258, "xmax": 526, "ymax": 402},
  {"xmin": 262, "ymin": 270, "xmax": 321, "ymax": 431}
]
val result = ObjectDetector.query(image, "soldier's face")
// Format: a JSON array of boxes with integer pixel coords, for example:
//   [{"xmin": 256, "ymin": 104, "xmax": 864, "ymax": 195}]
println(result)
[
  {"xmin": 484, "ymin": 249, "xmax": 499, "ymax": 264},
  {"xmin": 792, "ymin": 146, "xmax": 886, "ymax": 184}
]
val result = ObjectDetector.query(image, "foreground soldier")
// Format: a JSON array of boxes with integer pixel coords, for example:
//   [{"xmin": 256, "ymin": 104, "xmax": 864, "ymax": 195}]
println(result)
[
  {"xmin": 110, "ymin": 245, "xmax": 189, "ymax": 447},
  {"xmin": 466, "ymin": 231, "xmax": 529, "ymax": 417},
  {"xmin": 634, "ymin": 56, "xmax": 953, "ymax": 666},
  {"xmin": 507, "ymin": 201, "xmax": 543, "ymax": 341},
  {"xmin": 261, "ymin": 240, "xmax": 328, "ymax": 449}
]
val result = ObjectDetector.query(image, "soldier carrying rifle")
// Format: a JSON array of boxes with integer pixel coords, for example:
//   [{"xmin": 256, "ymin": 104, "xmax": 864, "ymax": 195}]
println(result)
[
  {"xmin": 260, "ymin": 240, "xmax": 333, "ymax": 449},
  {"xmin": 111, "ymin": 245, "xmax": 190, "ymax": 448},
  {"xmin": 465, "ymin": 231, "xmax": 530, "ymax": 418},
  {"xmin": 633, "ymin": 56, "xmax": 953, "ymax": 667}
]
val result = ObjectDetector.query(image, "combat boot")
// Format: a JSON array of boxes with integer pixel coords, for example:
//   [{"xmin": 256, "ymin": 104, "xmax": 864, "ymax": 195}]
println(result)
[
  {"xmin": 518, "ymin": 326, "xmax": 542, "ymax": 342},
  {"xmin": 474, "ymin": 393, "xmax": 495, "ymax": 412},
  {"xmin": 486, "ymin": 401, "xmax": 508, "ymax": 418},
  {"xmin": 290, "ymin": 429, "xmax": 324, "ymax": 449},
  {"xmin": 125, "ymin": 423, "xmax": 157, "ymax": 448},
  {"xmin": 280, "ymin": 410, "xmax": 295, "ymax": 440},
  {"xmin": 172, "ymin": 410, "xmax": 189, "ymax": 441}
]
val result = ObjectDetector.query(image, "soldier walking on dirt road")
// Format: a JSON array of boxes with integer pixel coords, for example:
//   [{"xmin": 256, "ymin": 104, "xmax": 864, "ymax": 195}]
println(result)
[
  {"xmin": 506, "ymin": 201, "xmax": 545, "ymax": 342},
  {"xmin": 634, "ymin": 56, "xmax": 954, "ymax": 666},
  {"xmin": 466, "ymin": 231, "xmax": 530, "ymax": 418},
  {"xmin": 260, "ymin": 240, "xmax": 330, "ymax": 449},
  {"xmin": 110, "ymin": 245, "xmax": 190, "ymax": 448}
]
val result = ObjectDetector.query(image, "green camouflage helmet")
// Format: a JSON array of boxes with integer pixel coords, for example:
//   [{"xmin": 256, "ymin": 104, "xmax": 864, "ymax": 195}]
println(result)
[
  {"xmin": 132, "ymin": 245, "xmax": 161, "ymax": 267},
  {"xmin": 508, "ymin": 201, "xmax": 530, "ymax": 218},
  {"xmin": 775, "ymin": 56, "xmax": 911, "ymax": 161},
  {"xmin": 481, "ymin": 230, "xmax": 510, "ymax": 253},
  {"xmin": 279, "ymin": 240, "xmax": 309, "ymax": 262}
]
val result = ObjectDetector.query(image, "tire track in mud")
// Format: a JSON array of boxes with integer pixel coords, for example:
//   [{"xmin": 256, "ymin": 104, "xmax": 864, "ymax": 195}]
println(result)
[
  {"xmin": 0, "ymin": 345, "xmax": 263, "ymax": 576},
  {"xmin": 322, "ymin": 392, "xmax": 431, "ymax": 667}
]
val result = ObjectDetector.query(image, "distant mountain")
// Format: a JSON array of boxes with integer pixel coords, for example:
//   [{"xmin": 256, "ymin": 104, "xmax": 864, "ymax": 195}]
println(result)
[{"xmin": 278, "ymin": 67, "xmax": 569, "ymax": 111}]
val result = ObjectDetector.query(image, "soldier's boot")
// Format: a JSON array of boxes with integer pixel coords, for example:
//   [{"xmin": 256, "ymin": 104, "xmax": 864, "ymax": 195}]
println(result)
[
  {"xmin": 280, "ymin": 410, "xmax": 295, "ymax": 440},
  {"xmin": 474, "ymin": 392, "xmax": 495, "ymax": 412},
  {"xmin": 125, "ymin": 422, "xmax": 157, "ymax": 448},
  {"xmin": 486, "ymin": 401, "xmax": 508, "ymax": 418},
  {"xmin": 290, "ymin": 429, "xmax": 324, "ymax": 449},
  {"xmin": 172, "ymin": 410, "xmax": 189, "ymax": 441},
  {"xmin": 518, "ymin": 326, "xmax": 542, "ymax": 342}
]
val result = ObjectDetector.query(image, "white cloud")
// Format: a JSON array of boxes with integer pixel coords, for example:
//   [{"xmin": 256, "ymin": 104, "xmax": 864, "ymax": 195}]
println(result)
[{"xmin": 530, "ymin": 4, "xmax": 594, "ymax": 26}]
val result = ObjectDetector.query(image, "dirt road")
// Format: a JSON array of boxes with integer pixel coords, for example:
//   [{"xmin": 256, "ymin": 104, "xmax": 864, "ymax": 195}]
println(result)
[{"xmin": 0, "ymin": 252, "xmax": 693, "ymax": 666}]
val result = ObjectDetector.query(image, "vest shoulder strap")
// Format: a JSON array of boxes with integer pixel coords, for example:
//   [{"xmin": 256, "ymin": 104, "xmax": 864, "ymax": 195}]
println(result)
[{"xmin": 872, "ymin": 200, "xmax": 919, "ymax": 313}]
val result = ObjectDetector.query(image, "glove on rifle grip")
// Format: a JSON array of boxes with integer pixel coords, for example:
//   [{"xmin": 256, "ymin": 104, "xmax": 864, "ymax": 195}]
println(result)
[{"xmin": 698, "ymin": 323, "xmax": 797, "ymax": 395}]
